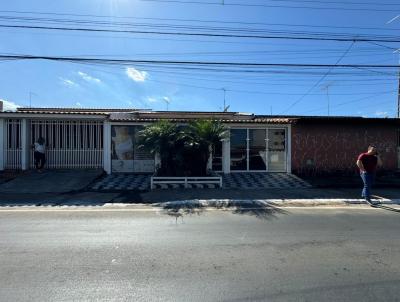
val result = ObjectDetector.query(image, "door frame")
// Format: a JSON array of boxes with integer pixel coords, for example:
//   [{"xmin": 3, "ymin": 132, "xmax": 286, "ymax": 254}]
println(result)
[{"xmin": 228, "ymin": 126, "xmax": 289, "ymax": 173}]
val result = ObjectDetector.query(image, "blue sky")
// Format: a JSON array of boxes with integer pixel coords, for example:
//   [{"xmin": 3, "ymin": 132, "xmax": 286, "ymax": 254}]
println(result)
[{"xmin": 0, "ymin": 0, "xmax": 399, "ymax": 116}]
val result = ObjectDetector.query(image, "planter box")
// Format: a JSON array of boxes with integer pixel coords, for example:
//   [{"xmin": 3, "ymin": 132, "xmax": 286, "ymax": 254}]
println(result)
[{"xmin": 150, "ymin": 176, "xmax": 222, "ymax": 189}]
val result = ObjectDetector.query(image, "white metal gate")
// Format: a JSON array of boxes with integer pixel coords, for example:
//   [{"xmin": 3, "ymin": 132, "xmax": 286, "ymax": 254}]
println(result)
[
  {"xmin": 5, "ymin": 119, "xmax": 22, "ymax": 169},
  {"xmin": 30, "ymin": 120, "xmax": 103, "ymax": 169}
]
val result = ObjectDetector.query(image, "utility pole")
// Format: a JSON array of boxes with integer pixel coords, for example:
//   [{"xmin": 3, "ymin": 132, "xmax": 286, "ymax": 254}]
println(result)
[
  {"xmin": 222, "ymin": 88, "xmax": 226, "ymax": 111},
  {"xmin": 396, "ymin": 50, "xmax": 400, "ymax": 118},
  {"xmin": 29, "ymin": 92, "xmax": 37, "ymax": 108},
  {"xmin": 321, "ymin": 82, "xmax": 333, "ymax": 116},
  {"xmin": 394, "ymin": 49, "xmax": 400, "ymax": 118},
  {"xmin": 386, "ymin": 16, "xmax": 400, "ymax": 117},
  {"xmin": 221, "ymin": 88, "xmax": 229, "ymax": 112},
  {"xmin": 163, "ymin": 97, "xmax": 170, "ymax": 111}
]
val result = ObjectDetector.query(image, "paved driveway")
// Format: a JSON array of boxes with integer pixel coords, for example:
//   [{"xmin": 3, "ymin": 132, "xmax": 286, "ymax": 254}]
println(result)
[{"xmin": 0, "ymin": 169, "xmax": 103, "ymax": 194}]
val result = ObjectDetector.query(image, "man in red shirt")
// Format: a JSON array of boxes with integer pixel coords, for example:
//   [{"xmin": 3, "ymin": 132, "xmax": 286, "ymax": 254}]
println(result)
[{"xmin": 356, "ymin": 145, "xmax": 381, "ymax": 206}]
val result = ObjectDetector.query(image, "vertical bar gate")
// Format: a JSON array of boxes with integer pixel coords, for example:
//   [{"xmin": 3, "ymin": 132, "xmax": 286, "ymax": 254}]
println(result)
[
  {"xmin": 29, "ymin": 120, "xmax": 103, "ymax": 169},
  {"xmin": 5, "ymin": 119, "xmax": 22, "ymax": 169}
]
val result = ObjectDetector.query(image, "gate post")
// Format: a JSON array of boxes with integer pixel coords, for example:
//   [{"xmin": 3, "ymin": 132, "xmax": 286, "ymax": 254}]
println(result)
[
  {"xmin": 21, "ymin": 119, "xmax": 29, "ymax": 170},
  {"xmin": 103, "ymin": 121, "xmax": 111, "ymax": 174}
]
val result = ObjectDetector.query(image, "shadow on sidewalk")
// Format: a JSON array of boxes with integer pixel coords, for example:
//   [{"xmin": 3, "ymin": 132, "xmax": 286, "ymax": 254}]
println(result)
[
  {"xmin": 373, "ymin": 204, "xmax": 400, "ymax": 213},
  {"xmin": 154, "ymin": 200, "xmax": 288, "ymax": 221}
]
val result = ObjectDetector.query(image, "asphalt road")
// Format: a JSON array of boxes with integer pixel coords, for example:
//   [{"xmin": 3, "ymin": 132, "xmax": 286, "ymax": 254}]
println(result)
[{"xmin": 0, "ymin": 207, "xmax": 399, "ymax": 302}]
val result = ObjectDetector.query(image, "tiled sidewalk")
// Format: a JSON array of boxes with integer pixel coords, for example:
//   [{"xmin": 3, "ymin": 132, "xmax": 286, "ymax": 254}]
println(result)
[
  {"xmin": 90, "ymin": 174, "xmax": 150, "ymax": 191},
  {"xmin": 90, "ymin": 173, "xmax": 311, "ymax": 191},
  {"xmin": 222, "ymin": 173, "xmax": 312, "ymax": 189}
]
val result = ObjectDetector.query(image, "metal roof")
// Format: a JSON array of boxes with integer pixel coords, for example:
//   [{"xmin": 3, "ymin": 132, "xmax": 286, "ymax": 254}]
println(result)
[
  {"xmin": 0, "ymin": 107, "xmax": 397, "ymax": 124},
  {"xmin": 108, "ymin": 112, "xmax": 291, "ymax": 124}
]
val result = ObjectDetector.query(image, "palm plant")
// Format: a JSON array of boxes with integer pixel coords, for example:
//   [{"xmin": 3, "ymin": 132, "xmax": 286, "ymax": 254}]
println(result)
[
  {"xmin": 138, "ymin": 121, "xmax": 184, "ymax": 176},
  {"xmin": 183, "ymin": 120, "xmax": 227, "ymax": 176},
  {"xmin": 139, "ymin": 119, "xmax": 227, "ymax": 176}
]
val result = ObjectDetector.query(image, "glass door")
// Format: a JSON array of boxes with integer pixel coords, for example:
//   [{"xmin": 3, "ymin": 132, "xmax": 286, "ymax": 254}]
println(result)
[
  {"xmin": 230, "ymin": 129, "xmax": 247, "ymax": 171},
  {"xmin": 249, "ymin": 129, "xmax": 267, "ymax": 171},
  {"xmin": 229, "ymin": 128, "xmax": 287, "ymax": 172},
  {"xmin": 267, "ymin": 129, "xmax": 286, "ymax": 172}
]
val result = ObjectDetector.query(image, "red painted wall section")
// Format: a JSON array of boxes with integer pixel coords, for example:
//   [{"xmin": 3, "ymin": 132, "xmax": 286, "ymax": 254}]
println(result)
[{"xmin": 291, "ymin": 122, "xmax": 398, "ymax": 176}]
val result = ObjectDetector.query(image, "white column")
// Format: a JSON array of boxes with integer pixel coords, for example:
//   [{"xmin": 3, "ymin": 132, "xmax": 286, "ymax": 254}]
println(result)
[
  {"xmin": 0, "ymin": 119, "xmax": 4, "ymax": 171},
  {"xmin": 286, "ymin": 125, "xmax": 292, "ymax": 173},
  {"xmin": 21, "ymin": 119, "xmax": 29, "ymax": 170},
  {"xmin": 103, "ymin": 121, "xmax": 111, "ymax": 174},
  {"xmin": 222, "ymin": 138, "xmax": 230, "ymax": 174}
]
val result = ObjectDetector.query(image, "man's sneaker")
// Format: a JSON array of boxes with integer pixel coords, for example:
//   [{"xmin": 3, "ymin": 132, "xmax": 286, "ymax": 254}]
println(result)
[{"xmin": 365, "ymin": 198, "xmax": 380, "ymax": 206}]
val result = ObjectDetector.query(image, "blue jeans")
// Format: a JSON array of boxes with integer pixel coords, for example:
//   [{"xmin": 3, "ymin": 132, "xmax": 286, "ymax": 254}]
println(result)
[{"xmin": 360, "ymin": 172, "xmax": 374, "ymax": 200}]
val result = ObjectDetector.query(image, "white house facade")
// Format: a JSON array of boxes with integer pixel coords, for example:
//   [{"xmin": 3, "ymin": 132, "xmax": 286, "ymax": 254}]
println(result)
[{"xmin": 0, "ymin": 107, "xmax": 292, "ymax": 174}]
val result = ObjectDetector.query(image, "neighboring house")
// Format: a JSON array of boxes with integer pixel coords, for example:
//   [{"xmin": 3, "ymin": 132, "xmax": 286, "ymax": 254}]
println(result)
[{"xmin": 0, "ymin": 106, "xmax": 399, "ymax": 176}]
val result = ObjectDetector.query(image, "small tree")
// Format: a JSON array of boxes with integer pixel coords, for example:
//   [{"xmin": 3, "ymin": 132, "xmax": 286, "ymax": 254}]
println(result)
[
  {"xmin": 138, "ymin": 121, "xmax": 184, "ymax": 176},
  {"xmin": 139, "ymin": 119, "xmax": 227, "ymax": 176},
  {"xmin": 184, "ymin": 120, "xmax": 227, "ymax": 176}
]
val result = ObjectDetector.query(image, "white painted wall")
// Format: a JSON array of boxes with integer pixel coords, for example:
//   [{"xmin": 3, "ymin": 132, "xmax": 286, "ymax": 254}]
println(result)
[{"xmin": 222, "ymin": 136, "xmax": 230, "ymax": 174}]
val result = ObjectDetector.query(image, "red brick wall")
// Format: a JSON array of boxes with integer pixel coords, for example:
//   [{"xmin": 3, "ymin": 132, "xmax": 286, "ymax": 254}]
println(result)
[{"xmin": 291, "ymin": 122, "xmax": 398, "ymax": 176}]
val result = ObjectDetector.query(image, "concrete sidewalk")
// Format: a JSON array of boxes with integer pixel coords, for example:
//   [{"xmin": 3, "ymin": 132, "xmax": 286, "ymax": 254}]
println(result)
[
  {"xmin": 0, "ymin": 169, "xmax": 399, "ymax": 209},
  {"xmin": 0, "ymin": 169, "xmax": 103, "ymax": 194},
  {"xmin": 0, "ymin": 191, "xmax": 399, "ymax": 211},
  {"xmin": 0, "ymin": 199, "xmax": 399, "ymax": 213},
  {"xmin": 1, "ymin": 187, "xmax": 399, "ymax": 206}
]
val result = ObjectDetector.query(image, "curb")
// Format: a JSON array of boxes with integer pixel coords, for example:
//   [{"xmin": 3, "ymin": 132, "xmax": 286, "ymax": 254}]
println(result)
[{"xmin": 0, "ymin": 198, "xmax": 399, "ymax": 211}]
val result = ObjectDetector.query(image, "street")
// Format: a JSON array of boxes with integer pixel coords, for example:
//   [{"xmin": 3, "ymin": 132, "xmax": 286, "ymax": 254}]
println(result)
[{"xmin": 0, "ymin": 207, "xmax": 399, "ymax": 302}]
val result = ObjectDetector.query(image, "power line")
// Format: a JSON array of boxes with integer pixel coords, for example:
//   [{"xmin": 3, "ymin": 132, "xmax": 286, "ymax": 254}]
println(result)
[
  {"xmin": 1, "ymin": 15, "xmax": 400, "ymax": 39},
  {"xmin": 1, "ymin": 10, "xmax": 400, "ymax": 32},
  {"xmin": 280, "ymin": 42, "xmax": 355, "ymax": 114},
  {"xmin": 1, "ymin": 24, "xmax": 400, "ymax": 43},
  {"xmin": 228, "ymin": 0, "xmax": 400, "ymax": 7},
  {"xmin": 301, "ymin": 91, "xmax": 396, "ymax": 114},
  {"xmin": 140, "ymin": 0, "xmax": 400, "ymax": 12},
  {"xmin": 3, "ymin": 15, "xmax": 400, "ymax": 47},
  {"xmin": 61, "ymin": 61, "xmax": 393, "ymax": 96},
  {"xmin": 1, "ymin": 54, "xmax": 400, "ymax": 69}
]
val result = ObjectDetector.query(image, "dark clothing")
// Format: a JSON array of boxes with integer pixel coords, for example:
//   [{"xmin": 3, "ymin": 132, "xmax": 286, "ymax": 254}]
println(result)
[
  {"xmin": 360, "ymin": 172, "xmax": 374, "ymax": 200},
  {"xmin": 357, "ymin": 153, "xmax": 377, "ymax": 173},
  {"xmin": 34, "ymin": 151, "xmax": 46, "ymax": 169}
]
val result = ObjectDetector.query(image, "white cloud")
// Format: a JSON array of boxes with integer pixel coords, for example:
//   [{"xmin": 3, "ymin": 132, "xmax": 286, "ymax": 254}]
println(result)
[
  {"xmin": 146, "ymin": 96, "xmax": 170, "ymax": 104},
  {"xmin": 78, "ymin": 71, "xmax": 101, "ymax": 84},
  {"xmin": 126, "ymin": 67, "xmax": 148, "ymax": 82},
  {"xmin": 375, "ymin": 111, "xmax": 388, "ymax": 117},
  {"xmin": 0, "ymin": 99, "xmax": 20, "ymax": 111},
  {"xmin": 75, "ymin": 102, "xmax": 82, "ymax": 107},
  {"xmin": 60, "ymin": 77, "xmax": 78, "ymax": 87},
  {"xmin": 147, "ymin": 97, "xmax": 159, "ymax": 103}
]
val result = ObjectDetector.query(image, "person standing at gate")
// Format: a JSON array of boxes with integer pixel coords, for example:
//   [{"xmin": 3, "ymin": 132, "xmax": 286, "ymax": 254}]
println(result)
[
  {"xmin": 356, "ymin": 145, "xmax": 382, "ymax": 206},
  {"xmin": 33, "ymin": 137, "xmax": 46, "ymax": 172}
]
